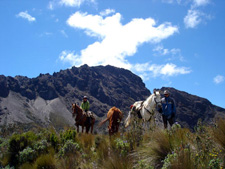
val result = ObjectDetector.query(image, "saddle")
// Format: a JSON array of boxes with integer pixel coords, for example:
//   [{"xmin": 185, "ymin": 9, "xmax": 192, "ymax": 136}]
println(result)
[
  {"xmin": 83, "ymin": 111, "xmax": 94, "ymax": 118},
  {"xmin": 133, "ymin": 101, "xmax": 144, "ymax": 119}
]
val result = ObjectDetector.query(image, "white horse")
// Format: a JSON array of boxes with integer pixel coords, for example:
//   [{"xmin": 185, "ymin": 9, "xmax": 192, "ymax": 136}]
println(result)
[{"xmin": 125, "ymin": 90, "xmax": 162, "ymax": 128}]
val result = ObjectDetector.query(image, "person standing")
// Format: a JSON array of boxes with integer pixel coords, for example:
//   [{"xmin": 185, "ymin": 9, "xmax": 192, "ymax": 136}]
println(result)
[{"xmin": 159, "ymin": 90, "xmax": 176, "ymax": 129}]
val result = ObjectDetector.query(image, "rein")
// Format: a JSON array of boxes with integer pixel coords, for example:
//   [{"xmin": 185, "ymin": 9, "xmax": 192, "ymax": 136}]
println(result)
[{"xmin": 141, "ymin": 95, "xmax": 160, "ymax": 118}]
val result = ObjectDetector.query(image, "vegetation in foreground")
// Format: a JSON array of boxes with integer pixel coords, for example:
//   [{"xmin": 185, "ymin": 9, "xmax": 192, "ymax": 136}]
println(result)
[{"xmin": 0, "ymin": 118, "xmax": 224, "ymax": 169}]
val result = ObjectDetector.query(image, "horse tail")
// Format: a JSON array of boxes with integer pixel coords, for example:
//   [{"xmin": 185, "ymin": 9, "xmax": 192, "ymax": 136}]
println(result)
[
  {"xmin": 98, "ymin": 117, "xmax": 110, "ymax": 127},
  {"xmin": 125, "ymin": 111, "xmax": 131, "ymax": 128}
]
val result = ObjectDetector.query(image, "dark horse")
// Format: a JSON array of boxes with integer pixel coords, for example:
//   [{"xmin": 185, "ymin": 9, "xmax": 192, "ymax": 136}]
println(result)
[
  {"xmin": 99, "ymin": 106, "xmax": 123, "ymax": 136},
  {"xmin": 72, "ymin": 103, "xmax": 95, "ymax": 134}
]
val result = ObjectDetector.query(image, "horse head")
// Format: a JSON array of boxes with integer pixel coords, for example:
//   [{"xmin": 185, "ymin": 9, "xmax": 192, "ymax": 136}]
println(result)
[
  {"xmin": 153, "ymin": 90, "xmax": 162, "ymax": 109},
  {"xmin": 72, "ymin": 103, "xmax": 82, "ymax": 117}
]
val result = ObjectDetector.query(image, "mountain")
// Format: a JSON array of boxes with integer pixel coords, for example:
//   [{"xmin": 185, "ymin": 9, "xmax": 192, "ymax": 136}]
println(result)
[
  {"xmin": 0, "ymin": 65, "xmax": 224, "ymax": 131},
  {"xmin": 161, "ymin": 87, "xmax": 225, "ymax": 129},
  {"xmin": 0, "ymin": 65, "xmax": 150, "ymax": 131}
]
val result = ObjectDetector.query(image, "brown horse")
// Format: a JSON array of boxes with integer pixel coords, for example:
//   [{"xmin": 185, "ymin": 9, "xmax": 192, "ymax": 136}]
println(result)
[
  {"xmin": 99, "ymin": 107, "xmax": 123, "ymax": 136},
  {"xmin": 72, "ymin": 103, "xmax": 95, "ymax": 134}
]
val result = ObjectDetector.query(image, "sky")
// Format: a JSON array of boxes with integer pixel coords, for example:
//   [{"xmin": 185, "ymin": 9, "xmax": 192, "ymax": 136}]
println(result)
[{"xmin": 0, "ymin": 0, "xmax": 225, "ymax": 108}]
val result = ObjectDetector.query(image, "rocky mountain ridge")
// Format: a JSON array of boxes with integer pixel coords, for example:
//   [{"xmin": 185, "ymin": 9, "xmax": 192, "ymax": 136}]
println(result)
[
  {"xmin": 0, "ymin": 65, "xmax": 224, "ymax": 131},
  {"xmin": 0, "ymin": 65, "xmax": 150, "ymax": 131}
]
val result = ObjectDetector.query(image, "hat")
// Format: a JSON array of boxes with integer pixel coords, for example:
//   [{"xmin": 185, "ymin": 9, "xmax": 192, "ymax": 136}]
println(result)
[
  {"xmin": 164, "ymin": 90, "xmax": 170, "ymax": 95},
  {"xmin": 83, "ymin": 96, "xmax": 88, "ymax": 99}
]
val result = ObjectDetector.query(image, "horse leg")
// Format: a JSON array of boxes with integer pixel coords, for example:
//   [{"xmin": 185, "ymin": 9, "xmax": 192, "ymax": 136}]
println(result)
[
  {"xmin": 91, "ymin": 119, "xmax": 95, "ymax": 134},
  {"xmin": 76, "ymin": 125, "xmax": 79, "ymax": 133},
  {"xmin": 82, "ymin": 125, "xmax": 84, "ymax": 133}
]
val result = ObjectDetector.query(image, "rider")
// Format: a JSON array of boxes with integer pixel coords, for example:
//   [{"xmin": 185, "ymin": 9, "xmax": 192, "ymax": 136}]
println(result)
[
  {"xmin": 159, "ymin": 90, "xmax": 176, "ymax": 129},
  {"xmin": 80, "ymin": 96, "xmax": 91, "ymax": 124}
]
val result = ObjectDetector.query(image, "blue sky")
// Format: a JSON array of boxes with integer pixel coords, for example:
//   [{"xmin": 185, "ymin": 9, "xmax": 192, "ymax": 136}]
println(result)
[{"xmin": 0, "ymin": 0, "xmax": 225, "ymax": 108}]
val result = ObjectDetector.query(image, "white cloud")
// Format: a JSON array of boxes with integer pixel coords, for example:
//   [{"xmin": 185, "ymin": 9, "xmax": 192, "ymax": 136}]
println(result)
[
  {"xmin": 59, "ymin": 51, "xmax": 80, "ymax": 65},
  {"xmin": 48, "ymin": 1, "xmax": 54, "ymax": 10},
  {"xmin": 153, "ymin": 45, "xmax": 185, "ymax": 61},
  {"xmin": 16, "ymin": 11, "xmax": 36, "ymax": 22},
  {"xmin": 162, "ymin": 0, "xmax": 182, "ymax": 4},
  {"xmin": 48, "ymin": 0, "xmax": 95, "ymax": 9},
  {"xmin": 158, "ymin": 63, "xmax": 191, "ymax": 76},
  {"xmin": 59, "ymin": 0, "xmax": 95, "ymax": 7},
  {"xmin": 100, "ymin": 9, "xmax": 115, "ymax": 16},
  {"xmin": 60, "ymin": 30, "xmax": 68, "ymax": 38},
  {"xmin": 135, "ymin": 63, "xmax": 190, "ymax": 77},
  {"xmin": 193, "ymin": 0, "xmax": 210, "ymax": 7},
  {"xmin": 153, "ymin": 45, "xmax": 169, "ymax": 55},
  {"xmin": 184, "ymin": 9, "xmax": 202, "ymax": 28},
  {"xmin": 62, "ymin": 11, "xmax": 178, "ymax": 68},
  {"xmin": 133, "ymin": 63, "xmax": 191, "ymax": 80},
  {"xmin": 214, "ymin": 75, "xmax": 225, "ymax": 84},
  {"xmin": 183, "ymin": 0, "xmax": 211, "ymax": 29}
]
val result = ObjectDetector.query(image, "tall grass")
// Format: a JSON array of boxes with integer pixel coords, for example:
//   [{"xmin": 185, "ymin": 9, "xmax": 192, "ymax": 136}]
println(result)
[{"xmin": 1, "ymin": 118, "xmax": 225, "ymax": 169}]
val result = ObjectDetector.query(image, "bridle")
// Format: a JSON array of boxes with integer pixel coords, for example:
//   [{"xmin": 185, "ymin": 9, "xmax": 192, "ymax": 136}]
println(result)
[
  {"xmin": 72, "ymin": 104, "xmax": 78, "ymax": 116},
  {"xmin": 133, "ymin": 93, "xmax": 161, "ymax": 118},
  {"xmin": 153, "ymin": 94, "xmax": 162, "ymax": 108},
  {"xmin": 72, "ymin": 103, "xmax": 86, "ymax": 123}
]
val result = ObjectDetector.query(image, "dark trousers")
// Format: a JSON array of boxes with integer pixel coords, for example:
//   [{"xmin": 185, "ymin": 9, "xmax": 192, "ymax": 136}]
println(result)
[{"xmin": 162, "ymin": 115, "xmax": 175, "ymax": 129}]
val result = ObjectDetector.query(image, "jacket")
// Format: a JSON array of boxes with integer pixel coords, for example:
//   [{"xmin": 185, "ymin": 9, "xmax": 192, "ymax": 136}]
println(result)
[
  {"xmin": 161, "ymin": 97, "xmax": 176, "ymax": 119},
  {"xmin": 81, "ymin": 101, "xmax": 90, "ymax": 111}
]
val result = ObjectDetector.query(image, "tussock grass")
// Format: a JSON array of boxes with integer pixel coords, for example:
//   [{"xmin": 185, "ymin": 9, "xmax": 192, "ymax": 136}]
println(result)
[
  {"xmin": 1, "ymin": 118, "xmax": 225, "ymax": 169},
  {"xmin": 214, "ymin": 118, "xmax": 225, "ymax": 151},
  {"xmin": 78, "ymin": 133, "xmax": 95, "ymax": 150},
  {"xmin": 99, "ymin": 152, "xmax": 133, "ymax": 169},
  {"xmin": 34, "ymin": 154, "xmax": 56, "ymax": 169}
]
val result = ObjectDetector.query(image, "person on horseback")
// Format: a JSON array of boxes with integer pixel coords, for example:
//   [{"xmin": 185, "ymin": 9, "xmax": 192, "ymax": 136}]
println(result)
[
  {"xmin": 80, "ymin": 96, "xmax": 92, "ymax": 124},
  {"xmin": 159, "ymin": 90, "xmax": 176, "ymax": 129}
]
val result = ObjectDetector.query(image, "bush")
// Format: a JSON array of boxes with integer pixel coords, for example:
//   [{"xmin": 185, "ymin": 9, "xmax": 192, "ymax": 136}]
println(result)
[
  {"xmin": 114, "ymin": 138, "xmax": 130, "ymax": 157},
  {"xmin": 58, "ymin": 140, "xmax": 81, "ymax": 158},
  {"xmin": 49, "ymin": 133, "xmax": 59, "ymax": 152},
  {"xmin": 60, "ymin": 129, "xmax": 77, "ymax": 144},
  {"xmin": 7, "ymin": 131, "xmax": 37, "ymax": 167},
  {"xmin": 33, "ymin": 139, "xmax": 48, "ymax": 155},
  {"xmin": 19, "ymin": 147, "xmax": 36, "ymax": 164}
]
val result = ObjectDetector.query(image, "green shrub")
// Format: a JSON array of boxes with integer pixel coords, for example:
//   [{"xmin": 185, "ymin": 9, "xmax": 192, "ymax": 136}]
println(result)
[
  {"xmin": 60, "ymin": 129, "xmax": 77, "ymax": 144},
  {"xmin": 19, "ymin": 147, "xmax": 36, "ymax": 164},
  {"xmin": 7, "ymin": 131, "xmax": 37, "ymax": 167},
  {"xmin": 49, "ymin": 133, "xmax": 59, "ymax": 152},
  {"xmin": 114, "ymin": 138, "xmax": 130, "ymax": 157},
  {"xmin": 58, "ymin": 140, "xmax": 81, "ymax": 158},
  {"xmin": 33, "ymin": 139, "xmax": 48, "ymax": 155},
  {"xmin": 208, "ymin": 158, "xmax": 222, "ymax": 169}
]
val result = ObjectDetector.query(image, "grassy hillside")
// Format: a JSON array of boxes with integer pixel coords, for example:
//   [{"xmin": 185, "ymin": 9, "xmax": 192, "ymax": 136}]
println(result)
[{"xmin": 0, "ymin": 118, "xmax": 224, "ymax": 169}]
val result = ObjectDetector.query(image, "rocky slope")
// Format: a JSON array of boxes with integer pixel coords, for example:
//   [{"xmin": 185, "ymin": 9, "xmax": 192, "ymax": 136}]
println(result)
[
  {"xmin": 161, "ymin": 87, "xmax": 225, "ymax": 129},
  {"xmin": 0, "ymin": 65, "xmax": 150, "ymax": 131},
  {"xmin": 0, "ymin": 65, "xmax": 224, "ymax": 131}
]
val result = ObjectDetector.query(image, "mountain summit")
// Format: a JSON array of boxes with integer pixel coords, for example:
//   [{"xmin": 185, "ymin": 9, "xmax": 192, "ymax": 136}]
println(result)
[{"xmin": 0, "ymin": 65, "xmax": 150, "ymax": 130}]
